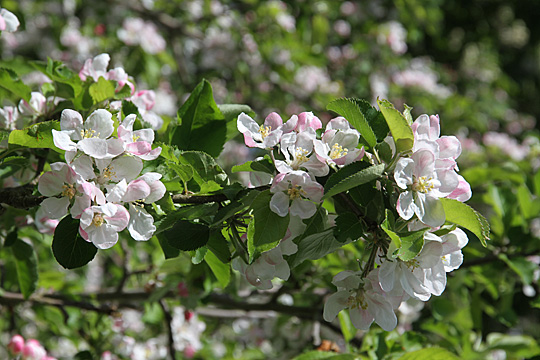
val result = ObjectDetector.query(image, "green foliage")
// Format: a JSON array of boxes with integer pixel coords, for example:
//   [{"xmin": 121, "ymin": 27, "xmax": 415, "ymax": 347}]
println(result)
[
  {"xmin": 8, "ymin": 120, "xmax": 63, "ymax": 153},
  {"xmin": 248, "ymin": 190, "xmax": 290, "ymax": 258},
  {"xmin": 10, "ymin": 238, "xmax": 38, "ymax": 299},
  {"xmin": 398, "ymin": 347, "xmax": 460, "ymax": 360},
  {"xmin": 170, "ymin": 80, "xmax": 227, "ymax": 157},
  {"xmin": 52, "ymin": 216, "xmax": 98, "ymax": 269},
  {"xmin": 205, "ymin": 251, "xmax": 231, "ymax": 288},
  {"xmin": 440, "ymin": 198, "xmax": 490, "ymax": 246},
  {"xmin": 0, "ymin": 67, "xmax": 32, "ymax": 102},
  {"xmin": 377, "ymin": 99, "xmax": 414, "ymax": 153},
  {"xmin": 162, "ymin": 220, "xmax": 210, "ymax": 251},
  {"xmin": 327, "ymin": 98, "xmax": 378, "ymax": 148},
  {"xmin": 232, "ymin": 155, "xmax": 275, "ymax": 174},
  {"xmin": 324, "ymin": 163, "xmax": 385, "ymax": 199}
]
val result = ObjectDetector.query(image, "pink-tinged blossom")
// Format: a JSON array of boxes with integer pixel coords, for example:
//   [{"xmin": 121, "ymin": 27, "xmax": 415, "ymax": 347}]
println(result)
[
  {"xmin": 118, "ymin": 114, "xmax": 161, "ymax": 160},
  {"xmin": 0, "ymin": 106, "xmax": 19, "ymax": 130},
  {"xmin": 483, "ymin": 131, "xmax": 530, "ymax": 161},
  {"xmin": 128, "ymin": 90, "xmax": 164, "ymax": 130},
  {"xmin": 38, "ymin": 162, "xmax": 95, "ymax": 219},
  {"xmin": 275, "ymin": 128, "xmax": 328, "ymax": 176},
  {"xmin": 79, "ymin": 53, "xmax": 135, "ymax": 93},
  {"xmin": 394, "ymin": 149, "xmax": 459, "ymax": 227},
  {"xmin": 106, "ymin": 173, "xmax": 165, "ymax": 241},
  {"xmin": 237, "ymin": 112, "xmax": 291, "ymax": 149},
  {"xmin": 18, "ymin": 92, "xmax": 47, "ymax": 116},
  {"xmin": 295, "ymin": 111, "xmax": 322, "ymax": 132},
  {"xmin": 313, "ymin": 117, "xmax": 365, "ymax": 168},
  {"xmin": 53, "ymin": 109, "xmax": 124, "ymax": 160},
  {"xmin": 270, "ymin": 170, "xmax": 324, "ymax": 219},
  {"xmin": 171, "ymin": 307, "xmax": 206, "ymax": 354},
  {"xmin": 0, "ymin": 8, "xmax": 20, "ymax": 32},
  {"xmin": 79, "ymin": 203, "xmax": 130, "ymax": 249},
  {"xmin": 323, "ymin": 269, "xmax": 401, "ymax": 331},
  {"xmin": 22, "ymin": 339, "xmax": 47, "ymax": 360},
  {"xmin": 34, "ymin": 207, "xmax": 60, "ymax": 234},
  {"xmin": 94, "ymin": 155, "xmax": 143, "ymax": 185},
  {"xmin": 393, "ymin": 59, "xmax": 452, "ymax": 99},
  {"xmin": 447, "ymin": 174, "xmax": 472, "ymax": 202},
  {"xmin": 8, "ymin": 334, "xmax": 24, "ymax": 354}
]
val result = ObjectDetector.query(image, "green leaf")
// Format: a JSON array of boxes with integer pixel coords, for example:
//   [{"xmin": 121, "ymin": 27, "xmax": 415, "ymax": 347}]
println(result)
[
  {"xmin": 191, "ymin": 247, "xmax": 207, "ymax": 264},
  {"xmin": 205, "ymin": 250, "xmax": 231, "ymax": 288},
  {"xmin": 354, "ymin": 98, "xmax": 390, "ymax": 142},
  {"xmin": 334, "ymin": 212, "xmax": 365, "ymax": 243},
  {"xmin": 218, "ymin": 103, "xmax": 254, "ymax": 142},
  {"xmin": 121, "ymin": 99, "xmax": 142, "ymax": 119},
  {"xmin": 11, "ymin": 239, "xmax": 38, "ymax": 299},
  {"xmin": 207, "ymin": 230, "xmax": 232, "ymax": 263},
  {"xmin": 499, "ymin": 255, "xmax": 539, "ymax": 285},
  {"xmin": 232, "ymin": 155, "xmax": 275, "ymax": 174},
  {"xmin": 516, "ymin": 184, "xmax": 540, "ymax": 219},
  {"xmin": 338, "ymin": 310, "xmax": 357, "ymax": 343},
  {"xmin": 485, "ymin": 333, "xmax": 540, "ymax": 358},
  {"xmin": 381, "ymin": 210, "xmax": 401, "ymax": 249},
  {"xmin": 324, "ymin": 163, "xmax": 385, "ymax": 199},
  {"xmin": 8, "ymin": 120, "xmax": 63, "ymax": 153},
  {"xmin": 154, "ymin": 203, "xmax": 219, "ymax": 234},
  {"xmin": 289, "ymin": 229, "xmax": 345, "ymax": 268},
  {"xmin": 398, "ymin": 347, "xmax": 460, "ymax": 360},
  {"xmin": 163, "ymin": 220, "xmax": 210, "ymax": 251},
  {"xmin": 52, "ymin": 217, "xmax": 98, "ymax": 269},
  {"xmin": 169, "ymin": 163, "xmax": 194, "ymax": 183},
  {"xmin": 249, "ymin": 190, "xmax": 290, "ymax": 251},
  {"xmin": 177, "ymin": 151, "xmax": 228, "ymax": 188},
  {"xmin": 403, "ymin": 104, "xmax": 414, "ymax": 124},
  {"xmin": 0, "ymin": 68, "xmax": 32, "ymax": 102},
  {"xmin": 462, "ymin": 166, "xmax": 524, "ymax": 187},
  {"xmin": 377, "ymin": 99, "xmax": 414, "ymax": 153},
  {"xmin": 157, "ymin": 233, "xmax": 180, "ymax": 259},
  {"xmin": 88, "ymin": 76, "xmax": 115, "ymax": 104},
  {"xmin": 4, "ymin": 228, "xmax": 18, "ymax": 247},
  {"xmin": 440, "ymin": 198, "xmax": 490, "ymax": 246},
  {"xmin": 327, "ymin": 98, "xmax": 377, "ymax": 147},
  {"xmin": 171, "ymin": 80, "xmax": 226, "ymax": 157},
  {"xmin": 396, "ymin": 229, "xmax": 427, "ymax": 261},
  {"xmin": 293, "ymin": 351, "xmax": 356, "ymax": 360}
]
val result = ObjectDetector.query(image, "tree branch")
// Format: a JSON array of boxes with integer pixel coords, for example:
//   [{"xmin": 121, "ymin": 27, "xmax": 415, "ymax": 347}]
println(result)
[{"xmin": 0, "ymin": 185, "xmax": 45, "ymax": 209}]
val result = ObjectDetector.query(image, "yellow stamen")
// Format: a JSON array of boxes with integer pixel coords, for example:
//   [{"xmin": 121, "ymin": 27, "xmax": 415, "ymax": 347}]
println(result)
[
  {"xmin": 103, "ymin": 166, "xmax": 116, "ymax": 179},
  {"xmin": 92, "ymin": 213, "xmax": 105, "ymax": 227},
  {"xmin": 412, "ymin": 176, "xmax": 435, "ymax": 193},
  {"xmin": 80, "ymin": 129, "xmax": 100, "ymax": 139},
  {"xmin": 347, "ymin": 291, "xmax": 368, "ymax": 310},
  {"xmin": 291, "ymin": 147, "xmax": 309, "ymax": 168},
  {"xmin": 287, "ymin": 185, "xmax": 306, "ymax": 200},
  {"xmin": 329, "ymin": 143, "xmax": 348, "ymax": 159},
  {"xmin": 405, "ymin": 259, "xmax": 420, "ymax": 270},
  {"xmin": 259, "ymin": 125, "xmax": 272, "ymax": 139},
  {"xmin": 61, "ymin": 184, "xmax": 76, "ymax": 199}
]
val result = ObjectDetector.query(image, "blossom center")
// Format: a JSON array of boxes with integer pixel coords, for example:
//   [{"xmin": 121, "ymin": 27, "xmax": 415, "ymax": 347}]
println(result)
[
  {"xmin": 103, "ymin": 166, "xmax": 116, "ymax": 179},
  {"xmin": 92, "ymin": 213, "xmax": 105, "ymax": 227},
  {"xmin": 405, "ymin": 259, "xmax": 420, "ymax": 270},
  {"xmin": 412, "ymin": 176, "xmax": 435, "ymax": 193},
  {"xmin": 347, "ymin": 291, "xmax": 368, "ymax": 310},
  {"xmin": 329, "ymin": 143, "xmax": 348, "ymax": 159},
  {"xmin": 259, "ymin": 125, "xmax": 272, "ymax": 139},
  {"xmin": 61, "ymin": 184, "xmax": 76, "ymax": 199},
  {"xmin": 80, "ymin": 129, "xmax": 100, "ymax": 139},
  {"xmin": 291, "ymin": 147, "xmax": 310, "ymax": 168},
  {"xmin": 132, "ymin": 134, "xmax": 140, "ymax": 142},
  {"xmin": 287, "ymin": 185, "xmax": 306, "ymax": 200}
]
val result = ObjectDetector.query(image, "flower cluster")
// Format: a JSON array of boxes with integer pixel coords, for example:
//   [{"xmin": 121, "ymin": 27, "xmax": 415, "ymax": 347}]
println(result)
[
  {"xmin": 38, "ymin": 108, "xmax": 165, "ymax": 249},
  {"xmin": 8, "ymin": 335, "xmax": 56, "ymax": 360},
  {"xmin": 0, "ymin": 8, "xmax": 19, "ymax": 33},
  {"xmin": 235, "ymin": 111, "xmax": 365, "ymax": 288},
  {"xmin": 323, "ymin": 113, "xmax": 473, "ymax": 331}
]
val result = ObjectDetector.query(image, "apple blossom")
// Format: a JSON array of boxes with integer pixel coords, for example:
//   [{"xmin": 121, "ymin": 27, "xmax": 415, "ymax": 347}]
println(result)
[
  {"xmin": 394, "ymin": 149, "xmax": 459, "ymax": 227},
  {"xmin": 269, "ymin": 170, "xmax": 324, "ymax": 219},
  {"xmin": 79, "ymin": 203, "xmax": 130, "ymax": 249},
  {"xmin": 275, "ymin": 128, "xmax": 329, "ymax": 176},
  {"xmin": 8, "ymin": 334, "xmax": 24, "ymax": 354},
  {"xmin": 313, "ymin": 117, "xmax": 365, "ymax": 168},
  {"xmin": 0, "ymin": 8, "xmax": 20, "ymax": 32},
  {"xmin": 22, "ymin": 339, "xmax": 47, "ymax": 360},
  {"xmin": 324, "ymin": 269, "xmax": 401, "ymax": 331},
  {"xmin": 18, "ymin": 92, "xmax": 47, "ymax": 116},
  {"xmin": 117, "ymin": 114, "xmax": 162, "ymax": 160},
  {"xmin": 237, "ymin": 112, "xmax": 294, "ymax": 149}
]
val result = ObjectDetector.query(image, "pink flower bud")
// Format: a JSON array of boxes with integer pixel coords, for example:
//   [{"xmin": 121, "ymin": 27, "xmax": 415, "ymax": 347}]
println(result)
[
  {"xmin": 8, "ymin": 334, "xmax": 24, "ymax": 354},
  {"xmin": 22, "ymin": 339, "xmax": 47, "ymax": 360},
  {"xmin": 184, "ymin": 344, "xmax": 196, "ymax": 359},
  {"xmin": 184, "ymin": 310, "xmax": 194, "ymax": 322}
]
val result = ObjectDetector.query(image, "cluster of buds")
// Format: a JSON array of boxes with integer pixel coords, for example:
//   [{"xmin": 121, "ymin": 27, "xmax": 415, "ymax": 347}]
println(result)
[{"xmin": 8, "ymin": 335, "xmax": 56, "ymax": 360}]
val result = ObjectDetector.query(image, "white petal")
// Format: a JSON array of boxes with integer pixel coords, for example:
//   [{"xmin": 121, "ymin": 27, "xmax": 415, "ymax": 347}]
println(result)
[
  {"xmin": 397, "ymin": 191, "xmax": 415, "ymax": 220},
  {"xmin": 289, "ymin": 198, "xmax": 316, "ymax": 219},
  {"xmin": 349, "ymin": 307, "xmax": 375, "ymax": 330},
  {"xmin": 128, "ymin": 204, "xmax": 156, "ymax": 241},
  {"xmin": 323, "ymin": 290, "xmax": 350, "ymax": 322},
  {"xmin": 269, "ymin": 192, "xmax": 290, "ymax": 217},
  {"xmin": 41, "ymin": 197, "xmax": 70, "ymax": 219},
  {"xmin": 85, "ymin": 109, "xmax": 114, "ymax": 139}
]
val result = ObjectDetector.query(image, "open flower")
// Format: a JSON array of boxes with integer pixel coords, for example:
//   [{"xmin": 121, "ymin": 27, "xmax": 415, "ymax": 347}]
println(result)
[
  {"xmin": 275, "ymin": 128, "xmax": 328, "ymax": 176},
  {"xmin": 237, "ymin": 112, "xmax": 292, "ymax": 149},
  {"xmin": 53, "ymin": 109, "xmax": 124, "ymax": 159},
  {"xmin": 117, "ymin": 114, "xmax": 161, "ymax": 160},
  {"xmin": 269, "ymin": 170, "xmax": 323, "ymax": 219},
  {"xmin": 79, "ymin": 203, "xmax": 130, "ymax": 249},
  {"xmin": 324, "ymin": 269, "xmax": 400, "ymax": 331},
  {"xmin": 394, "ymin": 149, "xmax": 459, "ymax": 227},
  {"xmin": 314, "ymin": 117, "xmax": 364, "ymax": 168}
]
